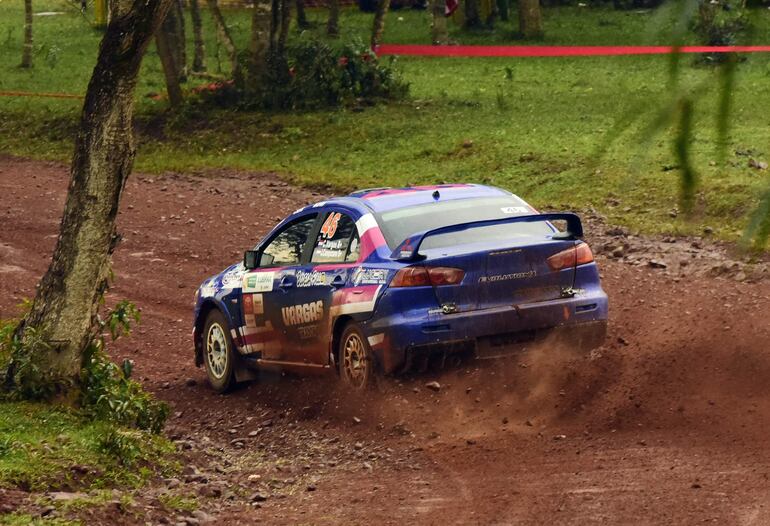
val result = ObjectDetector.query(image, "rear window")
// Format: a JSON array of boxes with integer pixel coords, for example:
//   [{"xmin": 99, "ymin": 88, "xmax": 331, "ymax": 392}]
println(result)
[{"xmin": 377, "ymin": 196, "xmax": 553, "ymax": 250}]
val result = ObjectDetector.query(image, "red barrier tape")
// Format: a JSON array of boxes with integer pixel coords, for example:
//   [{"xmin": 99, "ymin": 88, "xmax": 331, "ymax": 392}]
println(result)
[
  {"xmin": 0, "ymin": 90, "xmax": 83, "ymax": 99},
  {"xmin": 374, "ymin": 44, "xmax": 770, "ymax": 57}
]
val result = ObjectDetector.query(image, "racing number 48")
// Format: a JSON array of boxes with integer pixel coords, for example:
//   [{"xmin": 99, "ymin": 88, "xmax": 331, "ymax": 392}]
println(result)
[{"xmin": 320, "ymin": 212, "xmax": 341, "ymax": 239}]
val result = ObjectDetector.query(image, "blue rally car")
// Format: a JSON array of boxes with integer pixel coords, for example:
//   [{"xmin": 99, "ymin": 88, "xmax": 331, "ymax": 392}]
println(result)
[{"xmin": 193, "ymin": 184, "xmax": 608, "ymax": 392}]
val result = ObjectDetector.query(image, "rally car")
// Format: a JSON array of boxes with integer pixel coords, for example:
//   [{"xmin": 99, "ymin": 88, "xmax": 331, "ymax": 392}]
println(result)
[{"xmin": 193, "ymin": 184, "xmax": 608, "ymax": 392}]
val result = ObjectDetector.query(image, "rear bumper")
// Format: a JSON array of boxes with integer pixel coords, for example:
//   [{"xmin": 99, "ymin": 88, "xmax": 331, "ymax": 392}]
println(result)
[{"xmin": 365, "ymin": 291, "xmax": 608, "ymax": 373}]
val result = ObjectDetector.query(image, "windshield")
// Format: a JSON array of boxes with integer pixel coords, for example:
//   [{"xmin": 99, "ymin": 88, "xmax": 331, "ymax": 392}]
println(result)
[{"xmin": 377, "ymin": 196, "xmax": 553, "ymax": 250}]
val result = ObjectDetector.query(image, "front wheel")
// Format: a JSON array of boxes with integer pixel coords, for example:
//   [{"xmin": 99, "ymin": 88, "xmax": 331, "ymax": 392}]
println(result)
[
  {"xmin": 202, "ymin": 310, "xmax": 236, "ymax": 393},
  {"xmin": 338, "ymin": 323, "xmax": 375, "ymax": 390}
]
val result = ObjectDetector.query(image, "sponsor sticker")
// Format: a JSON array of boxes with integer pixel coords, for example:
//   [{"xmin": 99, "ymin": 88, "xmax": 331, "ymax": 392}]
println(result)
[
  {"xmin": 297, "ymin": 270, "xmax": 328, "ymax": 288},
  {"xmin": 243, "ymin": 272, "xmax": 275, "ymax": 292},
  {"xmin": 500, "ymin": 206, "xmax": 530, "ymax": 214},
  {"xmin": 479, "ymin": 270, "xmax": 536, "ymax": 282},
  {"xmin": 352, "ymin": 268, "xmax": 389, "ymax": 286},
  {"xmin": 282, "ymin": 300, "xmax": 324, "ymax": 326},
  {"xmin": 220, "ymin": 264, "xmax": 246, "ymax": 288}
]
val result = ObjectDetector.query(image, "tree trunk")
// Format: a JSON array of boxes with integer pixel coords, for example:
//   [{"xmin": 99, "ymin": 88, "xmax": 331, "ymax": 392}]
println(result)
[
  {"xmin": 327, "ymin": 0, "xmax": 339, "ymax": 37},
  {"xmin": 207, "ymin": 0, "xmax": 239, "ymax": 79},
  {"xmin": 249, "ymin": 0, "xmax": 272, "ymax": 85},
  {"xmin": 174, "ymin": 0, "xmax": 188, "ymax": 80},
  {"xmin": 156, "ymin": 28, "xmax": 184, "ymax": 107},
  {"xmin": 296, "ymin": 0, "xmax": 309, "ymax": 29},
  {"xmin": 465, "ymin": 0, "xmax": 481, "ymax": 28},
  {"xmin": 497, "ymin": 0, "xmax": 509, "ymax": 22},
  {"xmin": 518, "ymin": 0, "xmax": 542, "ymax": 38},
  {"xmin": 370, "ymin": 0, "xmax": 390, "ymax": 48},
  {"xmin": 189, "ymin": 0, "xmax": 207, "ymax": 72},
  {"xmin": 430, "ymin": 0, "xmax": 448, "ymax": 45},
  {"xmin": 21, "ymin": 0, "xmax": 33, "ymax": 68},
  {"xmin": 8, "ymin": 0, "xmax": 174, "ymax": 390}
]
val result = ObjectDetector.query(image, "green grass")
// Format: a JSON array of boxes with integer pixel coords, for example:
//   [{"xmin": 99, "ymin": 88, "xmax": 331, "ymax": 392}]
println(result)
[
  {"xmin": 0, "ymin": 401, "xmax": 174, "ymax": 492},
  {"xmin": 1, "ymin": 1, "xmax": 770, "ymax": 242}
]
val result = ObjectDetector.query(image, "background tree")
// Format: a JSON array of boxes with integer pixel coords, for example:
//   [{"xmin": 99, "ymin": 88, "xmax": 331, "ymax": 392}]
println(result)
[
  {"xmin": 518, "ymin": 0, "xmax": 543, "ymax": 38},
  {"xmin": 189, "ymin": 0, "xmax": 207, "ymax": 72},
  {"xmin": 296, "ymin": 0, "xmax": 310, "ymax": 29},
  {"xmin": 371, "ymin": 0, "xmax": 391, "ymax": 48},
  {"xmin": 430, "ymin": 0, "xmax": 449, "ymax": 44},
  {"xmin": 156, "ymin": 18, "xmax": 185, "ymax": 107},
  {"xmin": 21, "ymin": 0, "xmax": 33, "ymax": 68},
  {"xmin": 207, "ymin": 0, "xmax": 240, "ymax": 78},
  {"xmin": 327, "ymin": 0, "xmax": 340, "ymax": 37},
  {"xmin": 465, "ymin": 0, "xmax": 481, "ymax": 28},
  {"xmin": 7, "ymin": 0, "xmax": 174, "ymax": 392},
  {"xmin": 249, "ymin": 0, "xmax": 272, "ymax": 84}
]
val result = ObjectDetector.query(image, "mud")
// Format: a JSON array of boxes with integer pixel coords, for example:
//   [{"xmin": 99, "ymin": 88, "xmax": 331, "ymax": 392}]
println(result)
[{"xmin": 1, "ymin": 155, "xmax": 770, "ymax": 525}]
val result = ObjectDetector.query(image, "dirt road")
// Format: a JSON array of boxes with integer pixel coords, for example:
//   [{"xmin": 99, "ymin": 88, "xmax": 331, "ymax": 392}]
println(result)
[{"xmin": 2, "ymin": 155, "xmax": 770, "ymax": 525}]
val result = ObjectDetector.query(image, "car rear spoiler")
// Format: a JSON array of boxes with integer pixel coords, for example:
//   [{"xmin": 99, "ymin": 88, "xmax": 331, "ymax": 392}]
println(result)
[{"xmin": 390, "ymin": 213, "xmax": 584, "ymax": 262}]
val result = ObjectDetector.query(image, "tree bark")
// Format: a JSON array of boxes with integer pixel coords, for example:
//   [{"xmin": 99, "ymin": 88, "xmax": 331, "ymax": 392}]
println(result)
[
  {"xmin": 156, "ymin": 28, "xmax": 184, "ymax": 107},
  {"xmin": 327, "ymin": 0, "xmax": 340, "ymax": 37},
  {"xmin": 249, "ymin": 0, "xmax": 272, "ymax": 85},
  {"xmin": 189, "ymin": 0, "xmax": 207, "ymax": 72},
  {"xmin": 465, "ymin": 0, "xmax": 481, "ymax": 28},
  {"xmin": 517, "ymin": 0, "xmax": 542, "ymax": 38},
  {"xmin": 8, "ymin": 0, "xmax": 174, "ymax": 389},
  {"xmin": 21, "ymin": 0, "xmax": 33, "ymax": 68},
  {"xmin": 296, "ymin": 0, "xmax": 309, "ymax": 29},
  {"xmin": 370, "ymin": 0, "xmax": 390, "ymax": 48},
  {"xmin": 430, "ymin": 0, "xmax": 449, "ymax": 45},
  {"xmin": 207, "ymin": 0, "xmax": 239, "ymax": 79}
]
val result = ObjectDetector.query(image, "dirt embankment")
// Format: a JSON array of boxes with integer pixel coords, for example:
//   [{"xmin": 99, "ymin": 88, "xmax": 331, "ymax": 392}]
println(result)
[{"xmin": 1, "ymin": 155, "xmax": 769, "ymax": 525}]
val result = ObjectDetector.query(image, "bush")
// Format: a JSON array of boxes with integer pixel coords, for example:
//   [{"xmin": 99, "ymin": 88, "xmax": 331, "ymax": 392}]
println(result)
[
  {"xmin": 693, "ymin": 0, "xmax": 748, "ymax": 47},
  {"xmin": 196, "ymin": 39, "xmax": 409, "ymax": 110},
  {"xmin": 1, "ymin": 301, "xmax": 167, "ymax": 434}
]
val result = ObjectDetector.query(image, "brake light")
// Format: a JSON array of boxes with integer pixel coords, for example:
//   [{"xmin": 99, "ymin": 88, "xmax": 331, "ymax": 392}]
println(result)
[
  {"xmin": 547, "ymin": 243, "xmax": 594, "ymax": 271},
  {"xmin": 390, "ymin": 266, "xmax": 465, "ymax": 287}
]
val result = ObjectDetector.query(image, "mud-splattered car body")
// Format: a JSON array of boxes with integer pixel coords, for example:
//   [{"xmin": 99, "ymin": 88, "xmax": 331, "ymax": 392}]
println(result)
[{"xmin": 193, "ymin": 184, "xmax": 608, "ymax": 379}]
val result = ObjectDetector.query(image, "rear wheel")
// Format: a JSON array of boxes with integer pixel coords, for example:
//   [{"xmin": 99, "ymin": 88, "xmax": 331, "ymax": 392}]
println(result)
[
  {"xmin": 202, "ymin": 310, "xmax": 236, "ymax": 393},
  {"xmin": 339, "ymin": 323, "xmax": 375, "ymax": 390}
]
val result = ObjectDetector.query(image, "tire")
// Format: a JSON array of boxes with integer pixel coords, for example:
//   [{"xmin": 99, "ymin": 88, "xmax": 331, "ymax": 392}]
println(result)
[
  {"xmin": 202, "ymin": 309, "xmax": 236, "ymax": 393},
  {"xmin": 338, "ymin": 322, "xmax": 376, "ymax": 390}
]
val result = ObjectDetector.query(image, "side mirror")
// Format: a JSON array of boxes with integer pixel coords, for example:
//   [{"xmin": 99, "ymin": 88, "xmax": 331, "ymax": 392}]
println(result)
[{"xmin": 244, "ymin": 250, "xmax": 259, "ymax": 270}]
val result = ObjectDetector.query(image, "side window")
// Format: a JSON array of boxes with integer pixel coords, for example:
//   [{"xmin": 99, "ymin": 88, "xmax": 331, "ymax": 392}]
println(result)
[
  {"xmin": 311, "ymin": 212, "xmax": 359, "ymax": 264},
  {"xmin": 260, "ymin": 215, "xmax": 317, "ymax": 267}
]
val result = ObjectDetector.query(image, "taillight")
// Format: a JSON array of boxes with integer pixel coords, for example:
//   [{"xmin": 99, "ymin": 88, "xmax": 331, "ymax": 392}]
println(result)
[
  {"xmin": 547, "ymin": 243, "xmax": 594, "ymax": 271},
  {"xmin": 390, "ymin": 266, "xmax": 465, "ymax": 287}
]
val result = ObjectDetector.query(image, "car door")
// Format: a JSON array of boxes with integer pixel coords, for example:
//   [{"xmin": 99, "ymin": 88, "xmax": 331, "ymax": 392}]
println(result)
[
  {"xmin": 239, "ymin": 213, "xmax": 319, "ymax": 362},
  {"xmin": 278, "ymin": 208, "xmax": 361, "ymax": 366}
]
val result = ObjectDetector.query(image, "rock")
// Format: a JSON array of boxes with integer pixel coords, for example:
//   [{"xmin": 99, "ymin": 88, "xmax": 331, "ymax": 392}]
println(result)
[
  {"xmin": 611, "ymin": 246, "xmax": 625, "ymax": 258},
  {"xmin": 466, "ymin": 439, "xmax": 477, "ymax": 445},
  {"xmin": 247, "ymin": 474, "xmax": 261, "ymax": 482},
  {"xmin": 352, "ymin": 416, "xmax": 362, "ymax": 424},
  {"xmin": 748, "ymin": 158, "xmax": 768, "ymax": 170},
  {"xmin": 306, "ymin": 484, "xmax": 317, "ymax": 492},
  {"xmin": 648, "ymin": 260, "xmax": 667, "ymax": 269},
  {"xmin": 192, "ymin": 510, "xmax": 214, "ymax": 523},
  {"xmin": 249, "ymin": 492, "xmax": 268, "ymax": 502},
  {"xmin": 363, "ymin": 462, "xmax": 373, "ymax": 470},
  {"xmin": 501, "ymin": 417, "xmax": 509, "ymax": 425},
  {"xmin": 185, "ymin": 378, "xmax": 197, "ymax": 387},
  {"xmin": 48, "ymin": 491, "xmax": 87, "ymax": 502},
  {"xmin": 553, "ymin": 434, "xmax": 567, "ymax": 440},
  {"xmin": 198, "ymin": 485, "xmax": 222, "ymax": 498},
  {"xmin": 617, "ymin": 336, "xmax": 629, "ymax": 346},
  {"xmin": 703, "ymin": 226, "xmax": 714, "ymax": 235},
  {"xmin": 462, "ymin": 139, "xmax": 474, "ymax": 148},
  {"xmin": 354, "ymin": 442, "xmax": 364, "ymax": 450},
  {"xmin": 425, "ymin": 381, "xmax": 441, "ymax": 392},
  {"xmin": 392, "ymin": 422, "xmax": 410, "ymax": 435}
]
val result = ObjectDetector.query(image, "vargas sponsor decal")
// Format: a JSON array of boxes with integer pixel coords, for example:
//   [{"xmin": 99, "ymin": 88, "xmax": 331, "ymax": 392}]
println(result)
[{"xmin": 282, "ymin": 300, "xmax": 324, "ymax": 326}]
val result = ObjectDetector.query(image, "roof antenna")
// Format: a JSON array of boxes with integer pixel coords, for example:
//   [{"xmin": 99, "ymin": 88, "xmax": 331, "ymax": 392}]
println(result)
[{"xmin": 432, "ymin": 190, "xmax": 440, "ymax": 201}]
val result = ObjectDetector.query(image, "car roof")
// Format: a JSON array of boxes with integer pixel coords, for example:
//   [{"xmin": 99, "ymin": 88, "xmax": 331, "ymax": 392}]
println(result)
[{"xmin": 323, "ymin": 184, "xmax": 512, "ymax": 214}]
